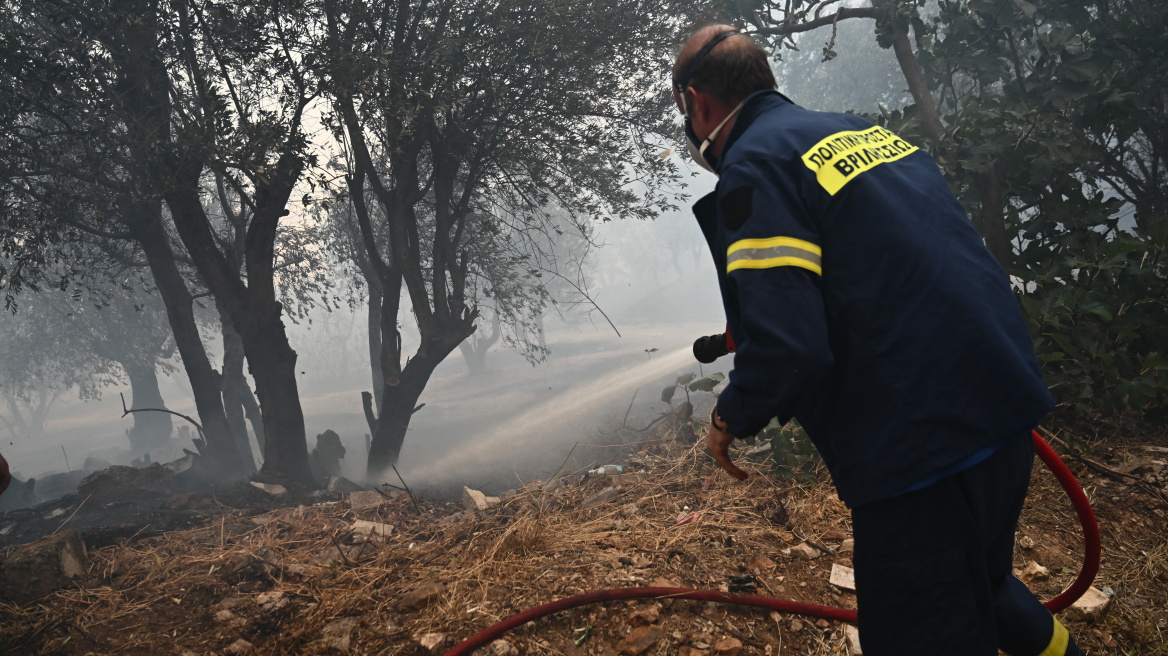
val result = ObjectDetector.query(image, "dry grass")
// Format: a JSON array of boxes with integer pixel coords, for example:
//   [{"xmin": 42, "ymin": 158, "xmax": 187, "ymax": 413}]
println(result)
[{"xmin": 1, "ymin": 421, "xmax": 1165, "ymax": 656}]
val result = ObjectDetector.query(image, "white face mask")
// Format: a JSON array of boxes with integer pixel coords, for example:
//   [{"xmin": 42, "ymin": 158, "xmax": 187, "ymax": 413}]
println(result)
[{"xmin": 684, "ymin": 99, "xmax": 746, "ymax": 175}]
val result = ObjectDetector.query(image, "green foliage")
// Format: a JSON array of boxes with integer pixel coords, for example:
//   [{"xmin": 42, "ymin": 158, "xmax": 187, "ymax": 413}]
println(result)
[
  {"xmin": 661, "ymin": 371, "xmax": 725, "ymax": 404},
  {"xmin": 760, "ymin": 419, "xmax": 821, "ymax": 483},
  {"xmin": 742, "ymin": 0, "xmax": 1168, "ymax": 418}
]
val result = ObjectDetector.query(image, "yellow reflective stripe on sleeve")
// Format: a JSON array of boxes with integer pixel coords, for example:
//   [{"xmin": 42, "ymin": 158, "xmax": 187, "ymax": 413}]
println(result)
[
  {"xmin": 1036, "ymin": 616, "xmax": 1070, "ymax": 656},
  {"xmin": 726, "ymin": 236, "xmax": 822, "ymax": 275},
  {"xmin": 801, "ymin": 125, "xmax": 919, "ymax": 195}
]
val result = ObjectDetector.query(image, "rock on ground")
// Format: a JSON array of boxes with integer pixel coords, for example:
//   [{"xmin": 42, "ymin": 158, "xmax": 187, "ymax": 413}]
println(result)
[
  {"xmin": 617, "ymin": 625, "xmax": 662, "ymax": 655},
  {"xmin": 1065, "ymin": 585, "xmax": 1112, "ymax": 622},
  {"xmin": 0, "ymin": 530, "xmax": 88, "ymax": 603}
]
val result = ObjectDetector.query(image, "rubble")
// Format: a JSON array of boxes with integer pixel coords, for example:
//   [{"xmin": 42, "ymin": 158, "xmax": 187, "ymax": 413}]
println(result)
[
  {"xmin": 829, "ymin": 563, "xmax": 855, "ymax": 591},
  {"xmin": 416, "ymin": 632, "xmax": 446, "ymax": 654},
  {"xmin": 249, "ymin": 481, "xmax": 288, "ymax": 497},
  {"xmin": 1065, "ymin": 585, "xmax": 1112, "ymax": 622},
  {"xmin": 845, "ymin": 625, "xmax": 863, "ymax": 654},
  {"xmin": 628, "ymin": 604, "xmax": 660, "ymax": 626},
  {"xmin": 320, "ymin": 616, "xmax": 359, "ymax": 653},
  {"xmin": 617, "ymin": 625, "xmax": 662, "ymax": 655},
  {"xmin": 1016, "ymin": 560, "xmax": 1049, "ymax": 584},
  {"xmin": 348, "ymin": 490, "xmax": 386, "ymax": 510},
  {"xmin": 225, "ymin": 638, "xmax": 254, "ymax": 654},
  {"xmin": 351, "ymin": 519, "xmax": 394, "ymax": 538},
  {"xmin": 463, "ymin": 486, "xmax": 501, "ymax": 511},
  {"xmin": 0, "ymin": 530, "xmax": 88, "ymax": 603},
  {"xmin": 712, "ymin": 637, "xmax": 743, "ymax": 656},
  {"xmin": 790, "ymin": 542, "xmax": 821, "ymax": 560},
  {"xmin": 398, "ymin": 580, "xmax": 445, "ymax": 610},
  {"xmin": 480, "ymin": 638, "xmax": 520, "ymax": 656},
  {"xmin": 327, "ymin": 476, "xmax": 365, "ymax": 493},
  {"xmin": 581, "ymin": 486, "xmax": 621, "ymax": 509}
]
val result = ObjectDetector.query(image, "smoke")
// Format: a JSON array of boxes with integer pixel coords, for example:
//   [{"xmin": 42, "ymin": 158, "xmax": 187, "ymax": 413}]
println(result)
[{"xmin": 398, "ymin": 345, "xmax": 697, "ymax": 488}]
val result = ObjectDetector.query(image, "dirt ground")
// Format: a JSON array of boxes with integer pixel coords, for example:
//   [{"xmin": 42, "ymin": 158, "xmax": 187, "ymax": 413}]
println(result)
[{"xmin": 1, "ymin": 416, "xmax": 1166, "ymax": 656}]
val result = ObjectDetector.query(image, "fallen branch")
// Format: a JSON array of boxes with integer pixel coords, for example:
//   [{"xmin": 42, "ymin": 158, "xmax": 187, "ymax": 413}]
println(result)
[
  {"xmin": 120, "ymin": 392, "xmax": 207, "ymax": 445},
  {"xmin": 391, "ymin": 464, "xmax": 421, "ymax": 514}
]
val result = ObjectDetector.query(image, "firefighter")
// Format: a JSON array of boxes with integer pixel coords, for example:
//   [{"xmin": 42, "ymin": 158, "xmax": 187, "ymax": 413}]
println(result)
[{"xmin": 672, "ymin": 24, "xmax": 1082, "ymax": 656}]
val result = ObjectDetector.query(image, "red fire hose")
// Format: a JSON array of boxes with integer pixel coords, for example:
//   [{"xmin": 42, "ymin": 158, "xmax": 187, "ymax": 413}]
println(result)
[{"xmin": 443, "ymin": 430, "xmax": 1100, "ymax": 656}]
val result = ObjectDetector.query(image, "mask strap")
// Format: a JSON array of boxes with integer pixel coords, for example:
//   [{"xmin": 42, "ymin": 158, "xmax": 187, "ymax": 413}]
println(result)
[{"xmin": 698, "ymin": 99, "xmax": 747, "ymax": 161}]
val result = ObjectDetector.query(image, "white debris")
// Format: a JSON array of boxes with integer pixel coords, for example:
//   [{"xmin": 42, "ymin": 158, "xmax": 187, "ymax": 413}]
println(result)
[{"xmin": 829, "ymin": 563, "xmax": 856, "ymax": 591}]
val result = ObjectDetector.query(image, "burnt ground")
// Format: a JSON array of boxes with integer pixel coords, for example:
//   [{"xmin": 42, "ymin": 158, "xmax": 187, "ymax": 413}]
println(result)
[{"xmin": 0, "ymin": 416, "xmax": 1165, "ymax": 656}]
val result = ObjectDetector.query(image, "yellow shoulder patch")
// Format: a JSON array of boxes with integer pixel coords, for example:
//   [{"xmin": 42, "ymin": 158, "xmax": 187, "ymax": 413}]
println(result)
[{"xmin": 801, "ymin": 126, "xmax": 919, "ymax": 195}]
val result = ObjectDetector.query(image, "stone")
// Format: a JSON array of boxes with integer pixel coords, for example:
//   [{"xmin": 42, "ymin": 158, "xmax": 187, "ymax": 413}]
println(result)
[
  {"xmin": 463, "ymin": 486, "xmax": 500, "ymax": 511},
  {"xmin": 617, "ymin": 625, "xmax": 662, "ymax": 655},
  {"xmin": 214, "ymin": 609, "xmax": 241, "ymax": 624},
  {"xmin": 257, "ymin": 590, "xmax": 288, "ymax": 611},
  {"xmin": 1065, "ymin": 586, "xmax": 1112, "ymax": 622},
  {"xmin": 838, "ymin": 539, "xmax": 855, "ymax": 553},
  {"xmin": 679, "ymin": 648, "xmax": 708, "ymax": 656},
  {"xmin": 249, "ymin": 481, "xmax": 288, "ymax": 496},
  {"xmin": 581, "ymin": 486, "xmax": 621, "ymax": 509},
  {"xmin": 628, "ymin": 605, "xmax": 660, "ymax": 626},
  {"xmin": 351, "ymin": 520, "xmax": 394, "ymax": 538},
  {"xmin": 712, "ymin": 637, "xmax": 743, "ymax": 656},
  {"xmin": 349, "ymin": 490, "xmax": 386, "ymax": 510},
  {"xmin": 77, "ymin": 463, "xmax": 176, "ymax": 502},
  {"xmin": 845, "ymin": 625, "xmax": 863, "ymax": 654},
  {"xmin": 398, "ymin": 581, "xmax": 445, "ymax": 610},
  {"xmin": 327, "ymin": 476, "xmax": 365, "ymax": 493},
  {"xmin": 320, "ymin": 616, "xmax": 359, "ymax": 653},
  {"xmin": 1018, "ymin": 535, "xmax": 1035, "ymax": 550},
  {"xmin": 1016, "ymin": 561, "xmax": 1049, "ymax": 584},
  {"xmin": 829, "ymin": 563, "xmax": 856, "ymax": 591},
  {"xmin": 822, "ymin": 530, "xmax": 849, "ymax": 541},
  {"xmin": 225, "ymin": 638, "xmax": 254, "ymax": 654},
  {"xmin": 416, "ymin": 632, "xmax": 446, "ymax": 654},
  {"xmin": 789, "ymin": 619, "xmax": 804, "ymax": 632},
  {"xmin": 0, "ymin": 530, "xmax": 89, "ymax": 603},
  {"xmin": 749, "ymin": 556, "xmax": 776, "ymax": 571},
  {"xmin": 790, "ymin": 542, "xmax": 821, "ymax": 560},
  {"xmin": 484, "ymin": 639, "xmax": 520, "ymax": 656}
]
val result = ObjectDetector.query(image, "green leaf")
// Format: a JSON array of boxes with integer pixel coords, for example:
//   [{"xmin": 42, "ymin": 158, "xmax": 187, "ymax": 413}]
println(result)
[
  {"xmin": 1010, "ymin": 0, "xmax": 1038, "ymax": 18},
  {"xmin": 661, "ymin": 384, "xmax": 677, "ymax": 404},
  {"xmin": 687, "ymin": 372, "xmax": 726, "ymax": 392}
]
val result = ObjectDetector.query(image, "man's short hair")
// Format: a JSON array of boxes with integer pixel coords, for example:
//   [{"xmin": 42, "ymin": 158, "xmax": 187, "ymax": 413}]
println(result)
[{"xmin": 675, "ymin": 26, "xmax": 777, "ymax": 107}]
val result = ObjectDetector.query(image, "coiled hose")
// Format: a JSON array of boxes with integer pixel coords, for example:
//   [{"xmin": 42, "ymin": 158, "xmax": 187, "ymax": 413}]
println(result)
[{"xmin": 443, "ymin": 430, "xmax": 1100, "ymax": 656}]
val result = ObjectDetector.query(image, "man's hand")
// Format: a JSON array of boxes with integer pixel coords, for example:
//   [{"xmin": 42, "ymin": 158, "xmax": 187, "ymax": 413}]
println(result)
[{"xmin": 707, "ymin": 409, "xmax": 748, "ymax": 480}]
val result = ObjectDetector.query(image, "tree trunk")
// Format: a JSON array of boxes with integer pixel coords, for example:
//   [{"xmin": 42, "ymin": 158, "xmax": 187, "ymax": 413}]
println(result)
[
  {"xmin": 239, "ymin": 306, "xmax": 313, "ymax": 486},
  {"xmin": 218, "ymin": 303, "xmax": 258, "ymax": 473},
  {"xmin": 367, "ymin": 290, "xmax": 386, "ymax": 408},
  {"xmin": 972, "ymin": 165, "xmax": 1011, "ymax": 270},
  {"xmin": 458, "ymin": 341, "xmax": 489, "ymax": 377},
  {"xmin": 366, "ymin": 357, "xmax": 436, "ymax": 475},
  {"xmin": 122, "ymin": 359, "xmax": 173, "ymax": 455},
  {"xmin": 131, "ymin": 209, "xmax": 247, "ymax": 480}
]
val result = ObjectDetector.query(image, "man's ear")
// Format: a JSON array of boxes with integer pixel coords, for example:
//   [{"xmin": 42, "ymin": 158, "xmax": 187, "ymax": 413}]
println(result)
[{"xmin": 686, "ymin": 86, "xmax": 710, "ymax": 122}]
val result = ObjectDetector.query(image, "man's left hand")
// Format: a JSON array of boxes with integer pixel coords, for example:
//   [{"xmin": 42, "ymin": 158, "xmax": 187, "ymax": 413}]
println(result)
[{"xmin": 707, "ymin": 411, "xmax": 748, "ymax": 480}]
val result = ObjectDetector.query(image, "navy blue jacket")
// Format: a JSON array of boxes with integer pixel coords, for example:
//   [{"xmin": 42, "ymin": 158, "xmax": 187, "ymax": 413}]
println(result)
[{"xmin": 697, "ymin": 91, "xmax": 1053, "ymax": 507}]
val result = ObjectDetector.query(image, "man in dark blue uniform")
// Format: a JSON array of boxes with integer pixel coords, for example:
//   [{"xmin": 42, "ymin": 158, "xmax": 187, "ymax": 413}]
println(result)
[{"xmin": 672, "ymin": 24, "xmax": 1082, "ymax": 656}]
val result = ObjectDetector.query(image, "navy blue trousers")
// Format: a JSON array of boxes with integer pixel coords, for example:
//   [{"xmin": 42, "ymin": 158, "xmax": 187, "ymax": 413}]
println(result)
[{"xmin": 851, "ymin": 434, "xmax": 1082, "ymax": 656}]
